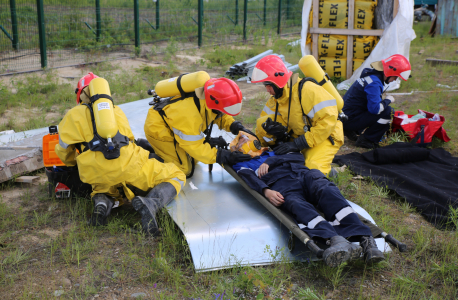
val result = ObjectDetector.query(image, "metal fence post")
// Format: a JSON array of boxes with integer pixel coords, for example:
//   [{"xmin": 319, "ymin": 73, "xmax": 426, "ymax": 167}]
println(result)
[
  {"xmin": 198, "ymin": 0, "xmax": 203, "ymax": 47},
  {"xmin": 10, "ymin": 0, "xmax": 18, "ymax": 50},
  {"xmin": 96, "ymin": 0, "xmax": 101, "ymax": 42},
  {"xmin": 263, "ymin": 0, "xmax": 266, "ymax": 26},
  {"xmin": 134, "ymin": 0, "xmax": 139, "ymax": 48},
  {"xmin": 36, "ymin": 0, "xmax": 47, "ymax": 68},
  {"xmin": 243, "ymin": 0, "xmax": 247, "ymax": 41},
  {"xmin": 156, "ymin": 0, "xmax": 159, "ymax": 30},
  {"xmin": 235, "ymin": 0, "xmax": 238, "ymax": 25},
  {"xmin": 286, "ymin": 0, "xmax": 290, "ymax": 20},
  {"xmin": 277, "ymin": 0, "xmax": 282, "ymax": 35}
]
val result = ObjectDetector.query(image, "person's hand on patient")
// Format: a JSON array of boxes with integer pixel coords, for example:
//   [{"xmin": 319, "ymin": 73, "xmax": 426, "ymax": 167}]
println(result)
[
  {"xmin": 258, "ymin": 163, "xmax": 269, "ymax": 178},
  {"xmin": 263, "ymin": 188, "xmax": 284, "ymax": 206}
]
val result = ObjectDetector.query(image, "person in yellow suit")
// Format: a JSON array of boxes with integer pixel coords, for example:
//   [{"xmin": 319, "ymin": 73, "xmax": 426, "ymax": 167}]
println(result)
[
  {"xmin": 144, "ymin": 77, "xmax": 253, "ymax": 177},
  {"xmin": 251, "ymin": 55, "xmax": 343, "ymax": 176},
  {"xmin": 55, "ymin": 73, "xmax": 186, "ymax": 235}
]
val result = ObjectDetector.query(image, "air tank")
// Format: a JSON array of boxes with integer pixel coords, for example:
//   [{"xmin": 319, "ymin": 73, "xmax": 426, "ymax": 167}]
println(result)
[
  {"xmin": 298, "ymin": 55, "xmax": 344, "ymax": 111},
  {"xmin": 88, "ymin": 77, "xmax": 118, "ymax": 140},
  {"xmin": 155, "ymin": 71, "xmax": 210, "ymax": 98}
]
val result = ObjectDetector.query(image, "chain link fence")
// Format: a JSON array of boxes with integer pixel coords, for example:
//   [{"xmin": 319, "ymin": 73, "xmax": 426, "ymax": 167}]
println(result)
[{"xmin": 0, "ymin": 0, "xmax": 303, "ymax": 75}]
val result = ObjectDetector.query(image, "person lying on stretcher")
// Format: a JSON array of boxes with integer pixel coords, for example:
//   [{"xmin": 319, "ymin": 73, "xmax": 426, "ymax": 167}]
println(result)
[{"xmin": 229, "ymin": 133, "xmax": 385, "ymax": 267}]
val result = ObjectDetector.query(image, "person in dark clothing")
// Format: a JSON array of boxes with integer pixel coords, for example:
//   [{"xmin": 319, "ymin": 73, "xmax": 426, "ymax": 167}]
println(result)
[
  {"xmin": 342, "ymin": 54, "xmax": 412, "ymax": 149},
  {"xmin": 232, "ymin": 150, "xmax": 385, "ymax": 267}
]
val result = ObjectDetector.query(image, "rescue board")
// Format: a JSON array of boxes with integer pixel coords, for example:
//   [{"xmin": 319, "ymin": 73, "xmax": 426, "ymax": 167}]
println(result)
[{"xmin": 119, "ymin": 99, "xmax": 391, "ymax": 272}]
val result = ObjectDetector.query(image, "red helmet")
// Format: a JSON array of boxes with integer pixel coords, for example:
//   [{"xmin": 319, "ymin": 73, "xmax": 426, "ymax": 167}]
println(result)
[
  {"xmin": 382, "ymin": 54, "xmax": 411, "ymax": 81},
  {"xmin": 251, "ymin": 55, "xmax": 293, "ymax": 88},
  {"xmin": 204, "ymin": 78, "xmax": 243, "ymax": 116},
  {"xmin": 75, "ymin": 72, "xmax": 99, "ymax": 104}
]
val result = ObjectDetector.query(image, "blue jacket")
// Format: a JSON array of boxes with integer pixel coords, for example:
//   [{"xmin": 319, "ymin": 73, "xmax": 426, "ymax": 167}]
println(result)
[
  {"xmin": 232, "ymin": 152, "xmax": 307, "ymax": 195},
  {"xmin": 342, "ymin": 68, "xmax": 392, "ymax": 118}
]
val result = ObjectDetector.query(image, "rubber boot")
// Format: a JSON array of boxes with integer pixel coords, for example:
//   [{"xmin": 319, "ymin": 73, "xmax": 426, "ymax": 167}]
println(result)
[
  {"xmin": 328, "ymin": 168, "xmax": 338, "ymax": 178},
  {"xmin": 89, "ymin": 194, "xmax": 114, "ymax": 226},
  {"xmin": 322, "ymin": 236, "xmax": 362, "ymax": 267},
  {"xmin": 355, "ymin": 135, "xmax": 378, "ymax": 149},
  {"xmin": 344, "ymin": 130, "xmax": 358, "ymax": 142},
  {"xmin": 360, "ymin": 236, "xmax": 385, "ymax": 264},
  {"xmin": 131, "ymin": 182, "xmax": 177, "ymax": 235}
]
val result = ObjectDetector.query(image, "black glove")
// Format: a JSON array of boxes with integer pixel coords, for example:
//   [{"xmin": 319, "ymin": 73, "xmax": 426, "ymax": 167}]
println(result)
[
  {"xmin": 262, "ymin": 117, "xmax": 287, "ymax": 141},
  {"xmin": 216, "ymin": 148, "xmax": 252, "ymax": 165},
  {"xmin": 206, "ymin": 136, "xmax": 228, "ymax": 149},
  {"xmin": 273, "ymin": 135, "xmax": 309, "ymax": 155},
  {"xmin": 135, "ymin": 138, "xmax": 155, "ymax": 153},
  {"xmin": 230, "ymin": 121, "xmax": 258, "ymax": 139}
]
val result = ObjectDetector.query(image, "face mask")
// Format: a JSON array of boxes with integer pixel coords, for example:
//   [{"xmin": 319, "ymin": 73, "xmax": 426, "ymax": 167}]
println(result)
[{"xmin": 229, "ymin": 133, "xmax": 265, "ymax": 157}]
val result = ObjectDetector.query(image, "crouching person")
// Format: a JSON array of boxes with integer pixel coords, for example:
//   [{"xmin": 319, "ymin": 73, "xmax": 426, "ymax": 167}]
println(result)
[
  {"xmin": 231, "ymin": 137, "xmax": 384, "ymax": 267},
  {"xmin": 342, "ymin": 54, "xmax": 412, "ymax": 148},
  {"xmin": 55, "ymin": 73, "xmax": 186, "ymax": 235}
]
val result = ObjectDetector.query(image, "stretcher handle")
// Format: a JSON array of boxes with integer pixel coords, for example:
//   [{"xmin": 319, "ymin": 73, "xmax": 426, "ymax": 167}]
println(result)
[
  {"xmin": 305, "ymin": 240, "xmax": 324, "ymax": 259},
  {"xmin": 382, "ymin": 232, "xmax": 407, "ymax": 252}
]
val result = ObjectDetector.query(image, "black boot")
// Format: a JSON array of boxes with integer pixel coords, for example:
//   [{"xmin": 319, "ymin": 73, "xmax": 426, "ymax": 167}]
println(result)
[
  {"xmin": 90, "ymin": 194, "xmax": 113, "ymax": 226},
  {"xmin": 344, "ymin": 130, "xmax": 358, "ymax": 142},
  {"xmin": 360, "ymin": 236, "xmax": 385, "ymax": 264},
  {"xmin": 131, "ymin": 182, "xmax": 177, "ymax": 235},
  {"xmin": 355, "ymin": 135, "xmax": 378, "ymax": 149},
  {"xmin": 322, "ymin": 236, "xmax": 362, "ymax": 267}
]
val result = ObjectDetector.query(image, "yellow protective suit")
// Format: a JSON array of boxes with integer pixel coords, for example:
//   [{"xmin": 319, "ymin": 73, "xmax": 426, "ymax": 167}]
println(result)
[
  {"xmin": 55, "ymin": 105, "xmax": 186, "ymax": 202},
  {"xmin": 255, "ymin": 74, "xmax": 344, "ymax": 175},
  {"xmin": 144, "ymin": 91, "xmax": 235, "ymax": 176}
]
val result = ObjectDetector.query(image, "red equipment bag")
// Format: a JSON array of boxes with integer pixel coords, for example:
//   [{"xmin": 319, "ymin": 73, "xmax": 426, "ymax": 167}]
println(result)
[{"xmin": 392, "ymin": 110, "xmax": 451, "ymax": 147}]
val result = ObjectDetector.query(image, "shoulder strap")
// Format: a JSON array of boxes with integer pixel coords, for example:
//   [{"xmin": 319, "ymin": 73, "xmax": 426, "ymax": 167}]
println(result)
[
  {"xmin": 90, "ymin": 94, "xmax": 113, "ymax": 103},
  {"xmin": 297, "ymin": 77, "xmax": 320, "ymax": 127},
  {"xmin": 193, "ymin": 94, "xmax": 201, "ymax": 112},
  {"xmin": 286, "ymin": 77, "xmax": 293, "ymax": 133},
  {"xmin": 157, "ymin": 110, "xmax": 183, "ymax": 165}
]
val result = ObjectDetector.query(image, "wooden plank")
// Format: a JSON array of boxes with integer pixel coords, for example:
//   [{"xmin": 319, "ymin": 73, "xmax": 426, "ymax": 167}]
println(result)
[
  {"xmin": 426, "ymin": 58, "xmax": 458, "ymax": 66},
  {"xmin": 16, "ymin": 176, "xmax": 40, "ymax": 184},
  {"xmin": 312, "ymin": 0, "xmax": 319, "ymax": 60},
  {"xmin": 347, "ymin": 0, "xmax": 355, "ymax": 79},
  {"xmin": 309, "ymin": 28, "xmax": 384, "ymax": 36},
  {"xmin": 0, "ymin": 151, "xmax": 44, "ymax": 184},
  {"xmin": 393, "ymin": 0, "xmax": 399, "ymax": 19}
]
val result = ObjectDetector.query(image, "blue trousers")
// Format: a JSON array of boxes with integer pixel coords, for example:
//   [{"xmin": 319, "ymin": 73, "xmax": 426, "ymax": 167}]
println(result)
[
  {"xmin": 343, "ymin": 106, "xmax": 394, "ymax": 143},
  {"xmin": 270, "ymin": 168, "xmax": 372, "ymax": 240}
]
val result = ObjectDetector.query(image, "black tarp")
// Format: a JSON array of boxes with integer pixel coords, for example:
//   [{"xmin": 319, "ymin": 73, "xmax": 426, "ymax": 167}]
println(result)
[{"xmin": 334, "ymin": 143, "xmax": 458, "ymax": 228}]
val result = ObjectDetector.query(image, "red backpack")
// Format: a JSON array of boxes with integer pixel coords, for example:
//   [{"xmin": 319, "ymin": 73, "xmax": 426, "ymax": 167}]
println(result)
[{"xmin": 392, "ymin": 110, "xmax": 451, "ymax": 147}]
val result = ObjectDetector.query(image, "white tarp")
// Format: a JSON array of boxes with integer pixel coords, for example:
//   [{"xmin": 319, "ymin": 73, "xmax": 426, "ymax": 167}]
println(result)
[{"xmin": 300, "ymin": 0, "xmax": 416, "ymax": 91}]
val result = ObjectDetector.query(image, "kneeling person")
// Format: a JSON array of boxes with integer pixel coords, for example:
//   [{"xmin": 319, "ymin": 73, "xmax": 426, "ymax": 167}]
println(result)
[
  {"xmin": 342, "ymin": 54, "xmax": 411, "ymax": 148},
  {"xmin": 55, "ymin": 73, "xmax": 186, "ymax": 235},
  {"xmin": 231, "ymin": 138, "xmax": 384, "ymax": 266}
]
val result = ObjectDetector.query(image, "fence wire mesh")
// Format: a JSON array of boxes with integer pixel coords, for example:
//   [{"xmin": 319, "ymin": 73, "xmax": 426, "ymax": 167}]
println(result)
[{"xmin": 1, "ymin": 0, "xmax": 303, "ymax": 75}]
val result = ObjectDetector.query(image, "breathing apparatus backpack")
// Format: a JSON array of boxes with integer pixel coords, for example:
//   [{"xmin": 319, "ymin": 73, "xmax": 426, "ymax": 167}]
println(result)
[
  {"xmin": 298, "ymin": 55, "xmax": 347, "ymax": 122},
  {"xmin": 79, "ymin": 77, "xmax": 129, "ymax": 160}
]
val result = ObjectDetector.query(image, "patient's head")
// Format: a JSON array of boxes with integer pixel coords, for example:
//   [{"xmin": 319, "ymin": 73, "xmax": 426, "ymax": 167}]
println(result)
[{"xmin": 229, "ymin": 132, "xmax": 268, "ymax": 158}]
